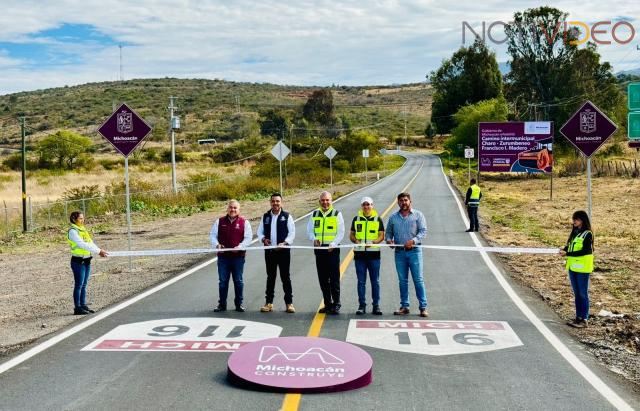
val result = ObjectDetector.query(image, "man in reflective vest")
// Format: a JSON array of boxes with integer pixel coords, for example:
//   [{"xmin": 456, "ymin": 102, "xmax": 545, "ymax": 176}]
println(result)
[
  {"xmin": 464, "ymin": 178, "xmax": 482, "ymax": 232},
  {"xmin": 306, "ymin": 191, "xmax": 345, "ymax": 315},
  {"xmin": 349, "ymin": 196, "xmax": 385, "ymax": 315}
]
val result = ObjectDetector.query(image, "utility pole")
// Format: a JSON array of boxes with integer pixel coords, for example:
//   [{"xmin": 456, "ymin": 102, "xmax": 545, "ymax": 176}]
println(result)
[
  {"xmin": 168, "ymin": 97, "xmax": 179, "ymax": 194},
  {"xmin": 20, "ymin": 117, "xmax": 27, "ymax": 232},
  {"xmin": 403, "ymin": 106, "xmax": 408, "ymax": 146},
  {"xmin": 235, "ymin": 95, "xmax": 240, "ymax": 113},
  {"xmin": 119, "ymin": 44, "xmax": 123, "ymax": 81}
]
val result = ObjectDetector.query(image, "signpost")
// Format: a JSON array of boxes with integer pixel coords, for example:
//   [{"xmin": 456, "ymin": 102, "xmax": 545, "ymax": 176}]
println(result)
[
  {"xmin": 324, "ymin": 146, "xmax": 338, "ymax": 188},
  {"xmin": 271, "ymin": 141, "xmax": 290, "ymax": 195},
  {"xmin": 478, "ymin": 122, "xmax": 553, "ymax": 173},
  {"xmin": 479, "ymin": 121, "xmax": 554, "ymax": 199},
  {"xmin": 362, "ymin": 149, "xmax": 370, "ymax": 183},
  {"xmin": 98, "ymin": 103, "xmax": 152, "ymax": 270},
  {"xmin": 628, "ymin": 83, "xmax": 640, "ymax": 141},
  {"xmin": 560, "ymin": 101, "xmax": 618, "ymax": 220},
  {"xmin": 464, "ymin": 147, "xmax": 474, "ymax": 182}
]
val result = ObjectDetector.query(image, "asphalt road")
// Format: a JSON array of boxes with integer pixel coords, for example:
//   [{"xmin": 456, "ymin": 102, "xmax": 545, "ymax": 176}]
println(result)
[{"xmin": 1, "ymin": 153, "xmax": 638, "ymax": 411}]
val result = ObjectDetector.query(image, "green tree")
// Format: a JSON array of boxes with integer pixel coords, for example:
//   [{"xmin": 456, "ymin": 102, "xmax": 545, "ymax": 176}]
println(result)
[
  {"xmin": 36, "ymin": 130, "xmax": 92, "ymax": 169},
  {"xmin": 429, "ymin": 39, "xmax": 503, "ymax": 134},
  {"xmin": 303, "ymin": 89, "xmax": 336, "ymax": 126},
  {"xmin": 447, "ymin": 97, "xmax": 508, "ymax": 153},
  {"xmin": 505, "ymin": 7, "xmax": 625, "ymax": 141},
  {"xmin": 424, "ymin": 122, "xmax": 436, "ymax": 140},
  {"xmin": 336, "ymin": 130, "xmax": 381, "ymax": 168},
  {"xmin": 260, "ymin": 109, "xmax": 290, "ymax": 138}
]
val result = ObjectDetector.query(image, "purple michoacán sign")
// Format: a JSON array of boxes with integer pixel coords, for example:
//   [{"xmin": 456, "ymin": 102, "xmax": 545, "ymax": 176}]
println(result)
[
  {"xmin": 227, "ymin": 336, "xmax": 373, "ymax": 393},
  {"xmin": 560, "ymin": 100, "xmax": 618, "ymax": 158},
  {"xmin": 478, "ymin": 122, "xmax": 554, "ymax": 173},
  {"xmin": 98, "ymin": 103, "xmax": 152, "ymax": 157}
]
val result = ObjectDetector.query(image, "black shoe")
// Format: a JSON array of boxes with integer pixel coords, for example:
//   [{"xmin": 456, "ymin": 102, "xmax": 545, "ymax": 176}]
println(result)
[
  {"xmin": 356, "ymin": 304, "xmax": 366, "ymax": 315},
  {"xmin": 81, "ymin": 305, "xmax": 95, "ymax": 313},
  {"xmin": 329, "ymin": 304, "xmax": 341, "ymax": 315},
  {"xmin": 74, "ymin": 307, "xmax": 89, "ymax": 315},
  {"xmin": 474, "ymin": 229, "xmax": 479, "ymax": 232},
  {"xmin": 235, "ymin": 305, "xmax": 246, "ymax": 312},
  {"xmin": 372, "ymin": 305, "xmax": 383, "ymax": 315},
  {"xmin": 214, "ymin": 304, "xmax": 227, "ymax": 312},
  {"xmin": 465, "ymin": 229, "xmax": 473, "ymax": 232},
  {"xmin": 319, "ymin": 303, "xmax": 332, "ymax": 314}
]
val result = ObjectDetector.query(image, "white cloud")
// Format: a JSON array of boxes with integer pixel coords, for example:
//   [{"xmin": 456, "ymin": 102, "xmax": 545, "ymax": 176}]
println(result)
[{"xmin": 0, "ymin": 0, "xmax": 637, "ymax": 94}]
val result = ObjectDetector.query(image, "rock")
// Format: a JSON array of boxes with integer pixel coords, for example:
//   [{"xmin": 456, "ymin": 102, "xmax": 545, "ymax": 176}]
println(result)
[
  {"xmin": 597, "ymin": 309, "xmax": 625, "ymax": 319},
  {"xmin": 40, "ymin": 324, "xmax": 47, "ymax": 329}
]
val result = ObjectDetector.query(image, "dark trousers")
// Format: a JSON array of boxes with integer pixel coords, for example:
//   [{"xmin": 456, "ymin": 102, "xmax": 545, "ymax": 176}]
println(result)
[
  {"xmin": 70, "ymin": 257, "xmax": 92, "ymax": 308},
  {"xmin": 264, "ymin": 249, "xmax": 293, "ymax": 304},
  {"xmin": 217, "ymin": 255, "xmax": 245, "ymax": 307},
  {"xmin": 467, "ymin": 206, "xmax": 479, "ymax": 231},
  {"xmin": 314, "ymin": 248, "xmax": 341, "ymax": 308}
]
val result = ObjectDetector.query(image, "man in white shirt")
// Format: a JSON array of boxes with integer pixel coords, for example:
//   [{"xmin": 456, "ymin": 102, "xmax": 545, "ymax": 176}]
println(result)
[
  {"xmin": 257, "ymin": 193, "xmax": 296, "ymax": 313},
  {"xmin": 306, "ymin": 191, "xmax": 345, "ymax": 315},
  {"xmin": 210, "ymin": 200, "xmax": 253, "ymax": 312}
]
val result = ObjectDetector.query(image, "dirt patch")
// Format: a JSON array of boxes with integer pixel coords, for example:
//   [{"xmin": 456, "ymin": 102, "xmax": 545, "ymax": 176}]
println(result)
[
  {"xmin": 0, "ymin": 182, "xmax": 363, "ymax": 357},
  {"xmin": 449, "ymin": 172, "xmax": 640, "ymax": 386}
]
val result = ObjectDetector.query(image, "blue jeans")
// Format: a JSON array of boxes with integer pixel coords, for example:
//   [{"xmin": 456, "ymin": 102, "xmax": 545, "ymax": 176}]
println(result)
[
  {"xmin": 568, "ymin": 270, "xmax": 590, "ymax": 320},
  {"xmin": 355, "ymin": 258, "xmax": 381, "ymax": 306},
  {"xmin": 394, "ymin": 249, "xmax": 428, "ymax": 309},
  {"xmin": 218, "ymin": 255, "xmax": 245, "ymax": 307},
  {"xmin": 71, "ymin": 258, "xmax": 92, "ymax": 308}
]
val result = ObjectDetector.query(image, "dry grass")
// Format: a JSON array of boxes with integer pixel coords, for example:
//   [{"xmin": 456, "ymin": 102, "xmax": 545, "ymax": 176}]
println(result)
[
  {"xmin": 0, "ymin": 161, "xmax": 250, "ymax": 209},
  {"xmin": 445, "ymin": 167, "xmax": 640, "ymax": 384}
]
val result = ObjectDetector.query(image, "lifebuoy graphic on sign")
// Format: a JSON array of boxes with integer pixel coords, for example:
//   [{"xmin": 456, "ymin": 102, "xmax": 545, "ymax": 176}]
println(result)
[
  {"xmin": 346, "ymin": 320, "xmax": 523, "ymax": 356},
  {"xmin": 82, "ymin": 318, "xmax": 282, "ymax": 352}
]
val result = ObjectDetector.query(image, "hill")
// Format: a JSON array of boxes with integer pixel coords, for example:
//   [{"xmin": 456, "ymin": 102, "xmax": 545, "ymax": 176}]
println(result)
[{"xmin": 0, "ymin": 78, "xmax": 433, "ymax": 149}]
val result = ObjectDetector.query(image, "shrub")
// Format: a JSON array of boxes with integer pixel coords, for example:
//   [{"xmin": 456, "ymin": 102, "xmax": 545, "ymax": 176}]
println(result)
[{"xmin": 63, "ymin": 185, "xmax": 102, "ymax": 201}]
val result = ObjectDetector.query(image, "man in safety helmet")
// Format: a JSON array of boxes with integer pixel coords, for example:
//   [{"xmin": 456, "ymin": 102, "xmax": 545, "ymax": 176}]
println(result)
[{"xmin": 349, "ymin": 196, "xmax": 385, "ymax": 315}]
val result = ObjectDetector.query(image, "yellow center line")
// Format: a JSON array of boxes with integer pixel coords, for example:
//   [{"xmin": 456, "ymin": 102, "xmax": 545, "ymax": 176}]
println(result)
[{"xmin": 281, "ymin": 161, "xmax": 423, "ymax": 411}]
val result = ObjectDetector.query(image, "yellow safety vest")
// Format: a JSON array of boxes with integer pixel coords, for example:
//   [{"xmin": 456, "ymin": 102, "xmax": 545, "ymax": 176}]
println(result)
[
  {"xmin": 565, "ymin": 230, "xmax": 594, "ymax": 273},
  {"xmin": 468, "ymin": 184, "xmax": 481, "ymax": 206},
  {"xmin": 68, "ymin": 223, "xmax": 93, "ymax": 257},
  {"xmin": 312, "ymin": 207, "xmax": 339, "ymax": 245},
  {"xmin": 354, "ymin": 209, "xmax": 381, "ymax": 251}
]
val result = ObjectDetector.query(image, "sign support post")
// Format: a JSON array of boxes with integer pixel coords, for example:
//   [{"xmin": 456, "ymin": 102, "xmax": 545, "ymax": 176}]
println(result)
[
  {"xmin": 587, "ymin": 157, "xmax": 592, "ymax": 220},
  {"xmin": 324, "ymin": 146, "xmax": 338, "ymax": 189},
  {"xmin": 279, "ymin": 144, "xmax": 283, "ymax": 195},
  {"xmin": 271, "ymin": 141, "xmax": 290, "ymax": 195},
  {"xmin": 560, "ymin": 101, "xmax": 618, "ymax": 223},
  {"xmin": 98, "ymin": 103, "xmax": 152, "ymax": 272},
  {"xmin": 124, "ymin": 157, "xmax": 132, "ymax": 270}
]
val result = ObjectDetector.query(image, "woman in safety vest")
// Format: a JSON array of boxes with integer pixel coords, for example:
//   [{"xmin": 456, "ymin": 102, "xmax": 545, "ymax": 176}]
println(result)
[
  {"xmin": 67, "ymin": 211, "xmax": 108, "ymax": 315},
  {"xmin": 559, "ymin": 210, "xmax": 593, "ymax": 328}
]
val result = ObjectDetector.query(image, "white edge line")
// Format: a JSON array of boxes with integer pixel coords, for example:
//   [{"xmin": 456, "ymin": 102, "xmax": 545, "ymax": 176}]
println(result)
[
  {"xmin": 0, "ymin": 154, "xmax": 412, "ymax": 376},
  {"xmin": 437, "ymin": 157, "xmax": 633, "ymax": 411}
]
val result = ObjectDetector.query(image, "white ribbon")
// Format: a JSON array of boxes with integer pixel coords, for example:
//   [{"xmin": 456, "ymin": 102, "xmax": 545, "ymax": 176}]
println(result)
[{"xmin": 107, "ymin": 243, "xmax": 560, "ymax": 257}]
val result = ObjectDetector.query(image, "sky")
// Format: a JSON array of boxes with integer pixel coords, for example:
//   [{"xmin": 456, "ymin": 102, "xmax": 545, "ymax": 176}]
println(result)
[{"xmin": 0, "ymin": 0, "xmax": 638, "ymax": 95}]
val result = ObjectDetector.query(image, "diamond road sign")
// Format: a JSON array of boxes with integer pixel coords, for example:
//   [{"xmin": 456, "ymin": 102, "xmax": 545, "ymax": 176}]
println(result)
[
  {"xmin": 98, "ymin": 103, "xmax": 152, "ymax": 157},
  {"xmin": 324, "ymin": 146, "xmax": 337, "ymax": 160},
  {"xmin": 271, "ymin": 141, "xmax": 290, "ymax": 161},
  {"xmin": 560, "ymin": 100, "xmax": 617, "ymax": 158}
]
